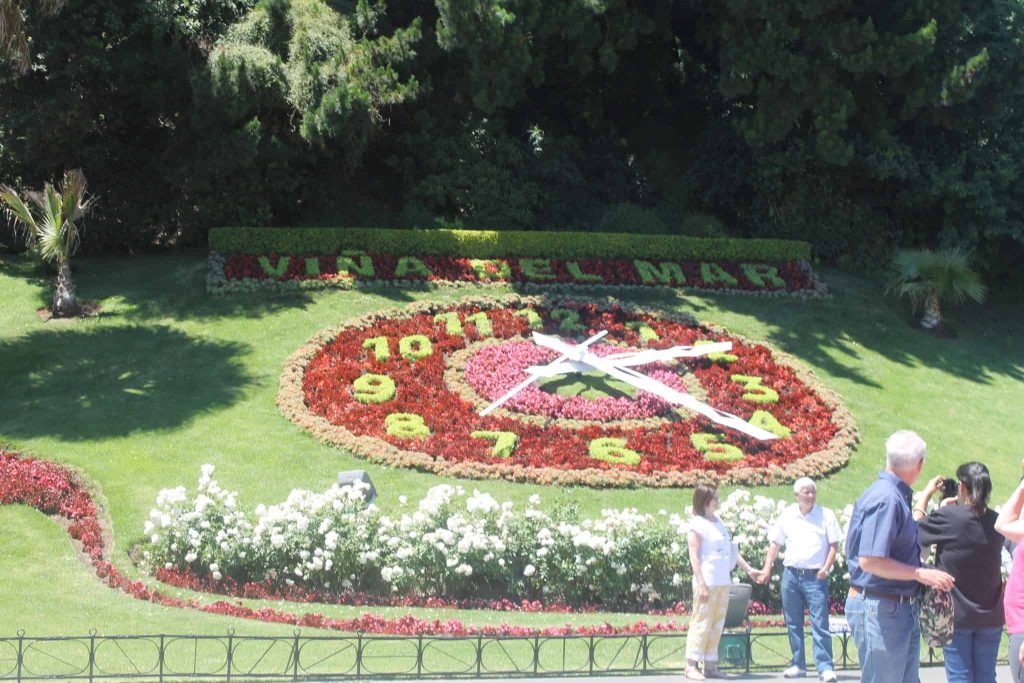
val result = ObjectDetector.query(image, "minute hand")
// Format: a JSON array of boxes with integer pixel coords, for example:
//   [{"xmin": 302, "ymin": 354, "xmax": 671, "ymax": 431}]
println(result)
[{"xmin": 580, "ymin": 352, "xmax": 779, "ymax": 441}]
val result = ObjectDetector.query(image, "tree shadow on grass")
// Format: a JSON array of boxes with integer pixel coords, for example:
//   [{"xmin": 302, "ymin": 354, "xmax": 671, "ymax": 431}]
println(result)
[
  {"xmin": 71, "ymin": 251, "xmax": 320, "ymax": 322},
  {"xmin": 697, "ymin": 268, "xmax": 1024, "ymax": 388},
  {"xmin": 0, "ymin": 325, "xmax": 253, "ymax": 441}
]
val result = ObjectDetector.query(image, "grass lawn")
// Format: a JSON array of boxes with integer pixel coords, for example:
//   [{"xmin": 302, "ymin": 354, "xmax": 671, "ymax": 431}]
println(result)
[{"xmin": 1, "ymin": 250, "xmax": 1022, "ymax": 636}]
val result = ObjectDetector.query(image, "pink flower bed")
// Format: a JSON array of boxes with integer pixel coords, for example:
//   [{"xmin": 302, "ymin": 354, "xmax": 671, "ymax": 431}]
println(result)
[{"xmin": 464, "ymin": 341, "xmax": 687, "ymax": 421}]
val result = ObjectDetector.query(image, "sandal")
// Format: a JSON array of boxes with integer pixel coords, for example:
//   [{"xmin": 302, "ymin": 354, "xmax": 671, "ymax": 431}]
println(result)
[
  {"xmin": 704, "ymin": 665, "xmax": 729, "ymax": 679},
  {"xmin": 685, "ymin": 666, "xmax": 706, "ymax": 680}
]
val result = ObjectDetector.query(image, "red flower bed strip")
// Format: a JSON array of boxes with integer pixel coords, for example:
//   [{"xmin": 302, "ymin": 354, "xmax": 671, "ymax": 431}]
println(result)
[{"xmin": 212, "ymin": 252, "xmax": 827, "ymax": 298}]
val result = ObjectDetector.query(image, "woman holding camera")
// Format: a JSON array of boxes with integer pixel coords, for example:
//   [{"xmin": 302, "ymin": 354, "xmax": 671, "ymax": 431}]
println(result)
[{"xmin": 912, "ymin": 462, "xmax": 1004, "ymax": 683}]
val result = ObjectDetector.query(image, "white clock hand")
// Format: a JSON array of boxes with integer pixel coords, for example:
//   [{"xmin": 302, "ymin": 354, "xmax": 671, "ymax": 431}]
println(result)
[
  {"xmin": 603, "ymin": 342, "xmax": 734, "ymax": 366},
  {"xmin": 577, "ymin": 351, "xmax": 778, "ymax": 441}
]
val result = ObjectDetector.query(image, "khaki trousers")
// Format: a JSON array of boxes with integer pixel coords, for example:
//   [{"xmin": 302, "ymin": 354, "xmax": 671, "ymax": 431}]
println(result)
[{"xmin": 686, "ymin": 583, "xmax": 731, "ymax": 663}]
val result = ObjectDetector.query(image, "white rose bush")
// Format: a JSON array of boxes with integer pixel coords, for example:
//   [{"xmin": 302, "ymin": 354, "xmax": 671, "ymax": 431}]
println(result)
[{"xmin": 141, "ymin": 466, "xmax": 853, "ymax": 612}]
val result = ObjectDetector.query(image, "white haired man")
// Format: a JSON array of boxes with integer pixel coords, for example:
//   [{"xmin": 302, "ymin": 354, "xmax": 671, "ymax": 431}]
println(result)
[
  {"xmin": 758, "ymin": 477, "xmax": 841, "ymax": 681},
  {"xmin": 845, "ymin": 430, "xmax": 955, "ymax": 683}
]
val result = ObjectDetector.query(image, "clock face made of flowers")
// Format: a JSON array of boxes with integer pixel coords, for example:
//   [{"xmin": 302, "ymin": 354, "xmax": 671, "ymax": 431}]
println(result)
[{"xmin": 280, "ymin": 295, "xmax": 857, "ymax": 488}]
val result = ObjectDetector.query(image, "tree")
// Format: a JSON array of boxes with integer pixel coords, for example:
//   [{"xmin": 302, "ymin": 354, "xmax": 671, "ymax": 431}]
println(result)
[
  {"xmin": 1, "ymin": 169, "xmax": 96, "ymax": 316},
  {"xmin": 0, "ymin": 0, "xmax": 65, "ymax": 73},
  {"xmin": 888, "ymin": 248, "xmax": 987, "ymax": 331}
]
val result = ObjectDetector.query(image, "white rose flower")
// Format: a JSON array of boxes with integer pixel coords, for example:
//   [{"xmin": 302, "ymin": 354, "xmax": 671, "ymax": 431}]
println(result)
[{"xmin": 523, "ymin": 564, "xmax": 536, "ymax": 577}]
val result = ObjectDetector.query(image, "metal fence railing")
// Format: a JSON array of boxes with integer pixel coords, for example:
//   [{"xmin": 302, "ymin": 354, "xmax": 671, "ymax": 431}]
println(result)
[{"xmin": 0, "ymin": 629, "xmax": 1007, "ymax": 681}]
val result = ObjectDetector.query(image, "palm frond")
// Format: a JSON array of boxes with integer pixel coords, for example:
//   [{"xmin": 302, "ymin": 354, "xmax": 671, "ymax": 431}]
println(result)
[
  {"xmin": 888, "ymin": 247, "xmax": 986, "ymax": 309},
  {"xmin": 0, "ymin": 185, "xmax": 39, "ymax": 240},
  {"xmin": 35, "ymin": 206, "xmax": 76, "ymax": 264},
  {"xmin": 0, "ymin": 0, "xmax": 30, "ymax": 73},
  {"xmin": 37, "ymin": 0, "xmax": 66, "ymax": 16},
  {"xmin": 59, "ymin": 168, "xmax": 95, "ymax": 222}
]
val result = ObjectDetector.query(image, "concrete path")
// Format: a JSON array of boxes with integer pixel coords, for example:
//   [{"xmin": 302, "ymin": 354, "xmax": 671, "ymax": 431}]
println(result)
[{"xmin": 353, "ymin": 665, "xmax": 961, "ymax": 683}]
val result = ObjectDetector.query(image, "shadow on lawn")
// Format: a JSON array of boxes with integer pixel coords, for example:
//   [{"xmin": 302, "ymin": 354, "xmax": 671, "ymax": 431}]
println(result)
[
  {"xmin": 681, "ymin": 269, "xmax": 1024, "ymax": 388},
  {"xmin": 0, "ymin": 325, "xmax": 253, "ymax": 440}
]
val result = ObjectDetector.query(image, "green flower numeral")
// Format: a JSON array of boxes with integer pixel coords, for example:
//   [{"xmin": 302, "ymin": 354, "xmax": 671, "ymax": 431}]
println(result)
[
  {"xmin": 434, "ymin": 312, "xmax": 463, "ymax": 335},
  {"xmin": 730, "ymin": 375, "xmax": 779, "ymax": 403},
  {"xmin": 465, "ymin": 312, "xmax": 493, "ymax": 337},
  {"xmin": 364, "ymin": 335, "xmax": 434, "ymax": 362},
  {"xmin": 626, "ymin": 321, "xmax": 660, "ymax": 343},
  {"xmin": 589, "ymin": 437, "xmax": 641, "ymax": 466},
  {"xmin": 749, "ymin": 410, "xmax": 792, "ymax": 438},
  {"xmin": 398, "ymin": 334, "xmax": 433, "ymax": 361},
  {"xmin": 385, "ymin": 413, "xmax": 430, "ymax": 439},
  {"xmin": 551, "ymin": 308, "xmax": 584, "ymax": 332},
  {"xmin": 514, "ymin": 309, "xmax": 543, "ymax": 330},
  {"xmin": 691, "ymin": 433, "xmax": 744, "ymax": 462},
  {"xmin": 471, "ymin": 431, "xmax": 518, "ymax": 458},
  {"xmin": 352, "ymin": 374, "xmax": 396, "ymax": 404},
  {"xmin": 363, "ymin": 336, "xmax": 391, "ymax": 362},
  {"xmin": 695, "ymin": 340, "xmax": 737, "ymax": 363},
  {"xmin": 435, "ymin": 312, "xmax": 492, "ymax": 337}
]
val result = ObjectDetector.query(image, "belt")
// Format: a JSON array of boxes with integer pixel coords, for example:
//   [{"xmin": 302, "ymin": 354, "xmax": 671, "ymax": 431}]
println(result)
[
  {"xmin": 786, "ymin": 567, "xmax": 823, "ymax": 576},
  {"xmin": 848, "ymin": 585, "xmax": 917, "ymax": 604}
]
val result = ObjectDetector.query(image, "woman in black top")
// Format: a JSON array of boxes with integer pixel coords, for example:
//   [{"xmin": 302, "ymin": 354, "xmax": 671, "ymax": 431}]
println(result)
[{"xmin": 912, "ymin": 462, "xmax": 1004, "ymax": 683}]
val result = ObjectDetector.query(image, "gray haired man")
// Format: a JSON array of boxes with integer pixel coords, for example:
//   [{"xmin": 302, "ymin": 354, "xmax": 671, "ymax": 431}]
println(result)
[
  {"xmin": 845, "ymin": 430, "xmax": 955, "ymax": 683},
  {"xmin": 759, "ymin": 477, "xmax": 841, "ymax": 681}
]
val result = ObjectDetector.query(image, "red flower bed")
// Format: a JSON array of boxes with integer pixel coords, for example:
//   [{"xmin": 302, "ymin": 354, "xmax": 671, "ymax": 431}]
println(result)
[
  {"xmin": 2, "ymin": 448, "xmax": 803, "ymax": 634},
  {"xmin": 287, "ymin": 296, "xmax": 856, "ymax": 487}
]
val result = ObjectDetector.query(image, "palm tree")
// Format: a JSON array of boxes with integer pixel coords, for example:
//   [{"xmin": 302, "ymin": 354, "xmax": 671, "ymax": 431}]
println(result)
[
  {"xmin": 1, "ymin": 0, "xmax": 66, "ymax": 73},
  {"xmin": 1, "ymin": 169, "xmax": 96, "ymax": 317},
  {"xmin": 888, "ymin": 248, "xmax": 987, "ymax": 331}
]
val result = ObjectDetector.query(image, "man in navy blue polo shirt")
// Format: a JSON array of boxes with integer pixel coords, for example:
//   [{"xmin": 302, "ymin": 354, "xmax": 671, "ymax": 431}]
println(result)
[{"xmin": 845, "ymin": 430, "xmax": 955, "ymax": 683}]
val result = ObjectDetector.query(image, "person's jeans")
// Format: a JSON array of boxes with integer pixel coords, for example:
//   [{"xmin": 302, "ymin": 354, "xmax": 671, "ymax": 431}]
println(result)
[
  {"xmin": 781, "ymin": 568, "xmax": 834, "ymax": 673},
  {"xmin": 845, "ymin": 593, "xmax": 920, "ymax": 683},
  {"xmin": 941, "ymin": 626, "xmax": 1002, "ymax": 683},
  {"xmin": 1010, "ymin": 632, "xmax": 1024, "ymax": 683}
]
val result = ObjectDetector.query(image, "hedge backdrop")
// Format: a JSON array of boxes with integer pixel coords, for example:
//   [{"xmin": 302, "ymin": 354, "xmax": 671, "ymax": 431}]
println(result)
[{"xmin": 3, "ymin": 0, "xmax": 1024, "ymax": 274}]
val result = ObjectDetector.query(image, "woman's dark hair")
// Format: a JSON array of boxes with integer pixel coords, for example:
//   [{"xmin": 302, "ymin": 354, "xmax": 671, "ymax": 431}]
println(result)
[
  {"xmin": 956, "ymin": 461, "xmax": 992, "ymax": 516},
  {"xmin": 693, "ymin": 483, "xmax": 718, "ymax": 517}
]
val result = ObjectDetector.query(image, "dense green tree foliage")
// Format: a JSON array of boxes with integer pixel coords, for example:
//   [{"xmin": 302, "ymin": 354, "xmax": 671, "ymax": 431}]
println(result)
[{"xmin": 2, "ymin": 0, "xmax": 1023, "ymax": 271}]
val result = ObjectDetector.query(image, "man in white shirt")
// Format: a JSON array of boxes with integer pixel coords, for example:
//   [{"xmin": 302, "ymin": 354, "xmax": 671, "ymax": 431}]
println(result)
[{"xmin": 758, "ymin": 477, "xmax": 841, "ymax": 681}]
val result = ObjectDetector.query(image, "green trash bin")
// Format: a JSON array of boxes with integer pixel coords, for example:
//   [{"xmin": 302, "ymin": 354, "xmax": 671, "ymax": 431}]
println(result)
[{"xmin": 718, "ymin": 631, "xmax": 748, "ymax": 668}]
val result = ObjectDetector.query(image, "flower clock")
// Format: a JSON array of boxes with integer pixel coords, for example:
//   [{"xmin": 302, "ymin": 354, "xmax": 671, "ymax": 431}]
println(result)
[{"xmin": 280, "ymin": 295, "xmax": 857, "ymax": 487}]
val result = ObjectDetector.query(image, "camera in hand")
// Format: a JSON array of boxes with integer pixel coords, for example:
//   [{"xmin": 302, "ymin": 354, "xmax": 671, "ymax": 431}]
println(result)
[{"xmin": 941, "ymin": 477, "xmax": 959, "ymax": 499}]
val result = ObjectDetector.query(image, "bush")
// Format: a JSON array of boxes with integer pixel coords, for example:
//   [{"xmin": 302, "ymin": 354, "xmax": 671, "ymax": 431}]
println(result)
[
  {"xmin": 208, "ymin": 226, "xmax": 812, "ymax": 261},
  {"xmin": 141, "ymin": 467, "xmax": 859, "ymax": 610}
]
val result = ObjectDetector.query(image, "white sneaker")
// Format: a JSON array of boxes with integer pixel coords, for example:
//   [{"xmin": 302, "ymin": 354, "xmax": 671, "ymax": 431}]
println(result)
[
  {"xmin": 784, "ymin": 666, "xmax": 807, "ymax": 678},
  {"xmin": 819, "ymin": 671, "xmax": 837, "ymax": 682}
]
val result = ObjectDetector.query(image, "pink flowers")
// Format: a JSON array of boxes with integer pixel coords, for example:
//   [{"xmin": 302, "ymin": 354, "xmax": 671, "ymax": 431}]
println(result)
[{"xmin": 464, "ymin": 341, "xmax": 687, "ymax": 421}]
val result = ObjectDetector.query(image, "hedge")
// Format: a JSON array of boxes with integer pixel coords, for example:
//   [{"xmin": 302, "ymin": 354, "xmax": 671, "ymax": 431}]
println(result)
[{"xmin": 209, "ymin": 227, "xmax": 812, "ymax": 262}]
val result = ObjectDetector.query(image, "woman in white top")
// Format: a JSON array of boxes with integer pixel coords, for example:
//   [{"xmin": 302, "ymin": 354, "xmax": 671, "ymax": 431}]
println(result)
[{"xmin": 686, "ymin": 483, "xmax": 765, "ymax": 679}]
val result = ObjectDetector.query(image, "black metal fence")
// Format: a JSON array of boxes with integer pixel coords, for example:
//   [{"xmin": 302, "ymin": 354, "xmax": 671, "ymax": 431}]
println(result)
[{"xmin": 0, "ymin": 629, "xmax": 1002, "ymax": 682}]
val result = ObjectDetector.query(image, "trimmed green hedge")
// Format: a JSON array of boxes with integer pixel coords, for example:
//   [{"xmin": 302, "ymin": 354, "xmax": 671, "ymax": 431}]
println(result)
[{"xmin": 209, "ymin": 227, "xmax": 812, "ymax": 261}]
